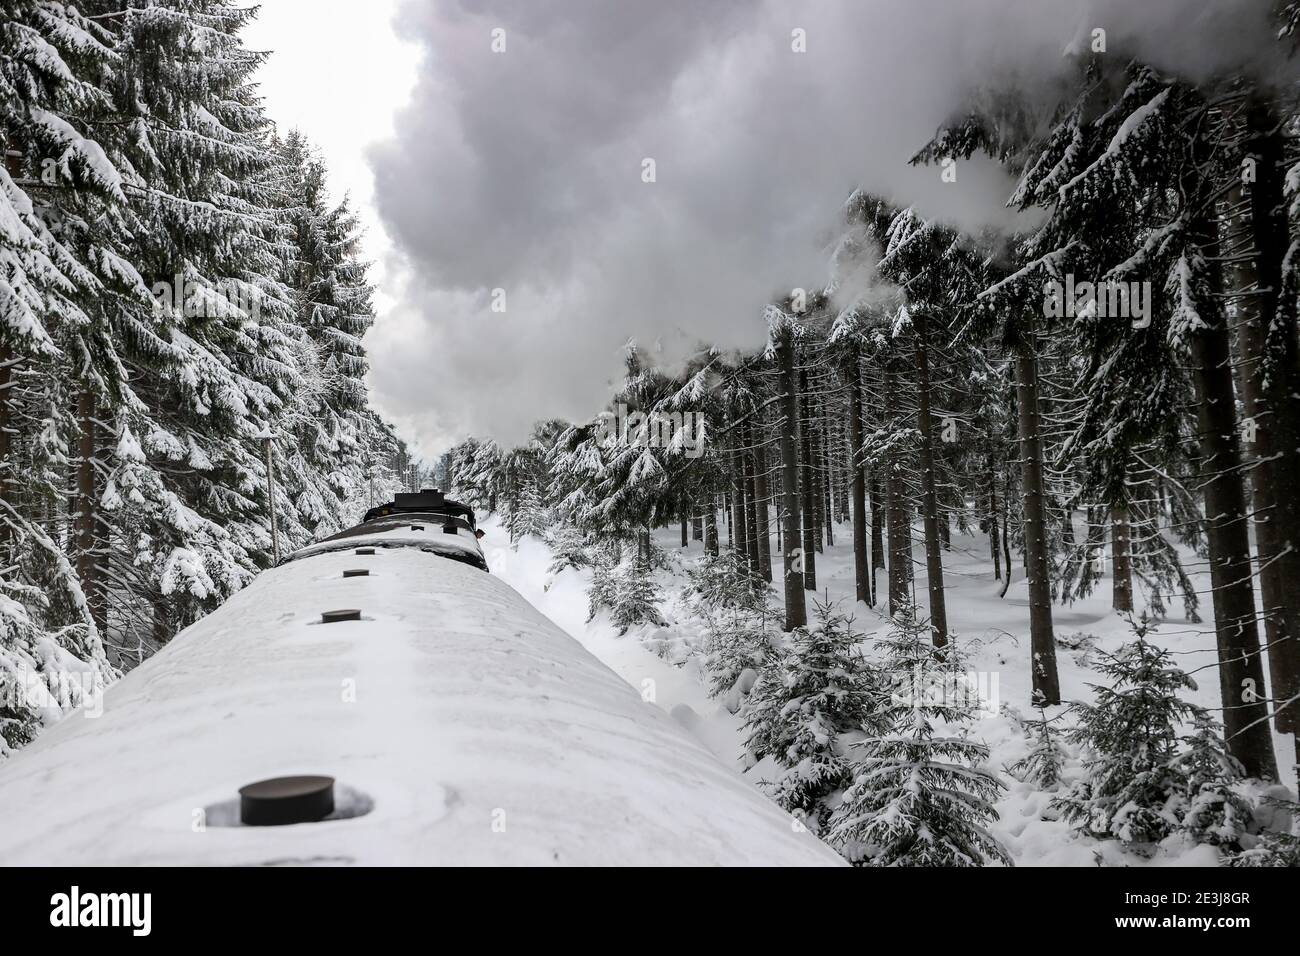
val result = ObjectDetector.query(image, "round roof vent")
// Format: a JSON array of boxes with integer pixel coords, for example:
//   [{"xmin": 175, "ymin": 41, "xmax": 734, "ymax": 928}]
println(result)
[{"xmin": 239, "ymin": 775, "xmax": 335, "ymax": 826}]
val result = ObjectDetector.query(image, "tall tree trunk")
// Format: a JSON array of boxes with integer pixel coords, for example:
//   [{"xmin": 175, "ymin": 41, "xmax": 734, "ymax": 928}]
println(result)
[
  {"xmin": 1111, "ymin": 504, "xmax": 1133, "ymax": 613},
  {"xmin": 913, "ymin": 309, "xmax": 949, "ymax": 647},
  {"xmin": 821, "ymin": 398, "xmax": 833, "ymax": 548},
  {"xmin": 776, "ymin": 328, "xmax": 807, "ymax": 630},
  {"xmin": 731, "ymin": 437, "xmax": 746, "ymax": 568},
  {"xmin": 704, "ymin": 506, "xmax": 718, "ymax": 557},
  {"xmin": 264, "ymin": 436, "xmax": 280, "ymax": 564},
  {"xmin": 1222, "ymin": 98, "xmax": 1300, "ymax": 738},
  {"xmin": 989, "ymin": 461, "xmax": 1002, "ymax": 581},
  {"xmin": 870, "ymin": 476, "xmax": 885, "ymax": 599},
  {"xmin": 809, "ymin": 382, "xmax": 824, "ymax": 554},
  {"xmin": 0, "ymin": 344, "xmax": 12, "ymax": 563},
  {"xmin": 798, "ymin": 369, "xmax": 818, "ymax": 590},
  {"xmin": 848, "ymin": 350, "xmax": 870, "ymax": 606},
  {"xmin": 1000, "ymin": 464, "xmax": 1014, "ymax": 599},
  {"xmin": 1188, "ymin": 204, "xmax": 1278, "ymax": 778},
  {"xmin": 883, "ymin": 364, "xmax": 911, "ymax": 614},
  {"xmin": 74, "ymin": 387, "xmax": 105, "ymax": 638},
  {"xmin": 743, "ymin": 419, "xmax": 762, "ymax": 580},
  {"xmin": 692, "ymin": 515, "xmax": 703, "ymax": 541},
  {"xmin": 753, "ymin": 423, "xmax": 773, "ymax": 583},
  {"xmin": 1013, "ymin": 322, "xmax": 1061, "ymax": 706}
]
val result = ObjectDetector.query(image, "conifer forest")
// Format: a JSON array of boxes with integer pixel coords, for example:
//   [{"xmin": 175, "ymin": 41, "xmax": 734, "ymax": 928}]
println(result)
[{"xmin": 3, "ymin": 0, "xmax": 1300, "ymax": 894}]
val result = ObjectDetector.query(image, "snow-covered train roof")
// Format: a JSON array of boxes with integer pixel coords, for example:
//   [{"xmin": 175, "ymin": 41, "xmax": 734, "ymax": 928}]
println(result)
[
  {"xmin": 0, "ymin": 542, "xmax": 841, "ymax": 865},
  {"xmin": 286, "ymin": 514, "xmax": 488, "ymax": 570}
]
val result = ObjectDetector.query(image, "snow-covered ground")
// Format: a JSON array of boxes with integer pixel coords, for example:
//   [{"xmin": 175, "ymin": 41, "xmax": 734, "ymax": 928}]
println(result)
[{"xmin": 481, "ymin": 518, "xmax": 1298, "ymax": 867}]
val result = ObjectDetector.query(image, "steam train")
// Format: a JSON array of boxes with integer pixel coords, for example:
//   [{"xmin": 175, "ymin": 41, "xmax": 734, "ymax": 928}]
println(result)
[{"xmin": 0, "ymin": 490, "xmax": 839, "ymax": 865}]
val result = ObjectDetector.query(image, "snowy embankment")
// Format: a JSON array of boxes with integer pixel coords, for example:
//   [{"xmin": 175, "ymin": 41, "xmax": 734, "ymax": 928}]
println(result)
[
  {"xmin": 481, "ymin": 518, "xmax": 1298, "ymax": 867},
  {"xmin": 0, "ymin": 530, "xmax": 841, "ymax": 866}
]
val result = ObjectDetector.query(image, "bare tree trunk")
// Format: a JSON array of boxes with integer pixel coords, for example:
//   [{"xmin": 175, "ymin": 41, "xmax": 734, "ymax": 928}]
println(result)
[
  {"xmin": 870, "ymin": 476, "xmax": 884, "ymax": 600},
  {"xmin": 1222, "ymin": 98, "xmax": 1300, "ymax": 739},
  {"xmin": 75, "ymin": 387, "xmax": 105, "ymax": 637},
  {"xmin": 153, "ymin": 604, "xmax": 170, "ymax": 646},
  {"xmin": 913, "ymin": 309, "xmax": 949, "ymax": 646},
  {"xmin": 753, "ymin": 422, "xmax": 773, "ymax": 583},
  {"xmin": 883, "ymin": 364, "xmax": 911, "ymax": 614},
  {"xmin": 743, "ymin": 419, "xmax": 762, "ymax": 580},
  {"xmin": 1014, "ymin": 322, "xmax": 1061, "ymax": 706},
  {"xmin": 1111, "ymin": 505, "xmax": 1133, "ymax": 613},
  {"xmin": 0, "ymin": 344, "xmax": 12, "ymax": 563},
  {"xmin": 798, "ymin": 369, "xmax": 818, "ymax": 590},
  {"xmin": 704, "ymin": 504, "xmax": 719, "ymax": 557},
  {"xmin": 1188, "ymin": 201, "xmax": 1277, "ymax": 778},
  {"xmin": 821, "ymin": 398, "xmax": 833, "ymax": 548},
  {"xmin": 264, "ymin": 436, "xmax": 280, "ymax": 564},
  {"xmin": 776, "ymin": 328, "xmax": 807, "ymax": 630},
  {"xmin": 989, "ymin": 461, "xmax": 1002, "ymax": 581},
  {"xmin": 1000, "ymin": 465, "xmax": 1014, "ymax": 599},
  {"xmin": 731, "ymin": 436, "xmax": 746, "ymax": 568},
  {"xmin": 848, "ymin": 349, "xmax": 870, "ymax": 606}
]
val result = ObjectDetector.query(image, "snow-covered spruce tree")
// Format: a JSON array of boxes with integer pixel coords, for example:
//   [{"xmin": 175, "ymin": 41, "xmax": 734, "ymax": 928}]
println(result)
[
  {"xmin": 1226, "ymin": 797, "xmax": 1300, "ymax": 867},
  {"xmin": 0, "ymin": 0, "xmax": 120, "ymax": 692},
  {"xmin": 503, "ymin": 476, "xmax": 549, "ymax": 544},
  {"xmin": 1174, "ymin": 713, "xmax": 1251, "ymax": 849},
  {"xmin": 1005, "ymin": 707, "xmax": 1066, "ymax": 790},
  {"xmin": 702, "ymin": 610, "xmax": 775, "ymax": 714},
  {"xmin": 0, "ymin": 1, "xmax": 404, "ymax": 688},
  {"xmin": 828, "ymin": 601, "xmax": 1010, "ymax": 866},
  {"xmin": 744, "ymin": 600, "xmax": 877, "ymax": 832},
  {"xmin": 687, "ymin": 550, "xmax": 776, "ymax": 709},
  {"xmin": 586, "ymin": 543, "xmax": 664, "ymax": 635},
  {"xmin": 609, "ymin": 558, "xmax": 665, "ymax": 635},
  {"xmin": 1052, "ymin": 617, "xmax": 1197, "ymax": 848},
  {"xmin": 928, "ymin": 54, "xmax": 1281, "ymax": 775},
  {"xmin": 684, "ymin": 548, "xmax": 768, "ymax": 617},
  {"xmin": 544, "ymin": 525, "xmax": 593, "ymax": 576},
  {"xmin": 88, "ymin": 0, "xmax": 288, "ymax": 642},
  {"xmin": 267, "ymin": 129, "xmax": 380, "ymax": 542}
]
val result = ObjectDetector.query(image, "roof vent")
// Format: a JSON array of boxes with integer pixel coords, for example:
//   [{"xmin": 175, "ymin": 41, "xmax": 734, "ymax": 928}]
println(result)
[
  {"xmin": 321, "ymin": 609, "xmax": 361, "ymax": 624},
  {"xmin": 355, "ymin": 547, "xmax": 375, "ymax": 555},
  {"xmin": 239, "ymin": 775, "xmax": 335, "ymax": 826},
  {"xmin": 342, "ymin": 569, "xmax": 370, "ymax": 578},
  {"xmin": 410, "ymin": 524, "xmax": 425, "ymax": 531}
]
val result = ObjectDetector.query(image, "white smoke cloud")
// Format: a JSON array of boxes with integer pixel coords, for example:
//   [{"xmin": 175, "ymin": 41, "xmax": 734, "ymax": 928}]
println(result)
[{"xmin": 365, "ymin": 0, "xmax": 1286, "ymax": 454}]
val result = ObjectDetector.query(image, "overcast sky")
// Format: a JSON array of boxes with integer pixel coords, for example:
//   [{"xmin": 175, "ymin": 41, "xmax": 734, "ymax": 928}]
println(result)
[{"xmin": 249, "ymin": 0, "xmax": 1282, "ymax": 459}]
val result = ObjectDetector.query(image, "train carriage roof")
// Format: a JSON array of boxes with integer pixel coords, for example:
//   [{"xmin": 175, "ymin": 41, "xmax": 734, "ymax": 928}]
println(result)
[{"xmin": 0, "ymin": 544, "xmax": 842, "ymax": 866}]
